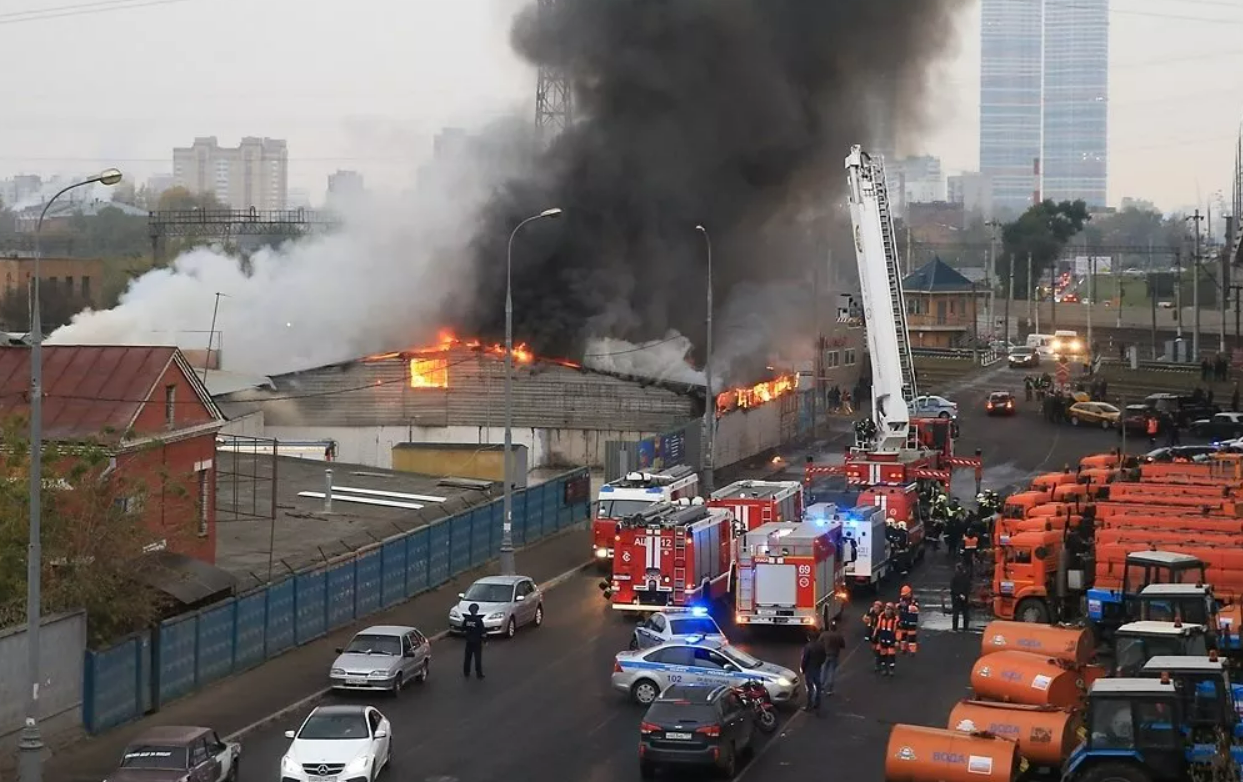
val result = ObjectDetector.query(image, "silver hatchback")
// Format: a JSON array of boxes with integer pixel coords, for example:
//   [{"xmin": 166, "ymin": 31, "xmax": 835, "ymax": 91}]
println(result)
[
  {"xmin": 329, "ymin": 625, "xmax": 431, "ymax": 695},
  {"xmin": 449, "ymin": 575, "xmax": 545, "ymax": 638}
]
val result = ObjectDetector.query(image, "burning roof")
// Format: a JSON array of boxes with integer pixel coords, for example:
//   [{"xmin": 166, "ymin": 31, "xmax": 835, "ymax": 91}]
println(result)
[{"xmin": 715, "ymin": 374, "xmax": 799, "ymax": 416}]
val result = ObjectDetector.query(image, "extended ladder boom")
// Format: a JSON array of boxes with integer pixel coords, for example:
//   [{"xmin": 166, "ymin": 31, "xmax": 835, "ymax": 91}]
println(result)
[{"xmin": 845, "ymin": 145, "xmax": 917, "ymax": 451}]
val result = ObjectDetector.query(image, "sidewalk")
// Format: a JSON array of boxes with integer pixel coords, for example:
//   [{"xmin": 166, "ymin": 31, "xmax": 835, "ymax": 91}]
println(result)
[{"xmin": 42, "ymin": 526, "xmax": 592, "ymax": 782}]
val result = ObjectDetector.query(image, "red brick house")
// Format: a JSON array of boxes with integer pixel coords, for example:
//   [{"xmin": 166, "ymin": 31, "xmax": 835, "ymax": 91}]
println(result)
[{"xmin": 0, "ymin": 346, "xmax": 225, "ymax": 563}]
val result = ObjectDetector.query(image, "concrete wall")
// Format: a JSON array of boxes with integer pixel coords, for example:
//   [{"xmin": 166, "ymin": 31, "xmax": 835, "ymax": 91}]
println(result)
[
  {"xmin": 712, "ymin": 398, "xmax": 785, "ymax": 468},
  {"xmin": 219, "ymin": 410, "xmax": 265, "ymax": 437},
  {"xmin": 0, "ymin": 611, "xmax": 87, "ymax": 764},
  {"xmin": 264, "ymin": 424, "xmax": 654, "ymax": 472}
]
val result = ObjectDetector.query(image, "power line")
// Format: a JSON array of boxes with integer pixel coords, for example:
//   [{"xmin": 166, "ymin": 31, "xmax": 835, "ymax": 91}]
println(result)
[
  {"xmin": 0, "ymin": 0, "xmax": 193, "ymax": 25},
  {"xmin": 1047, "ymin": 0, "xmax": 1243, "ymax": 25}
]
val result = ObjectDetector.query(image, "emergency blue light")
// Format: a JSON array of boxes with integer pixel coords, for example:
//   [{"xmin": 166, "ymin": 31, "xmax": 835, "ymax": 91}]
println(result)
[
  {"xmin": 689, "ymin": 606, "xmax": 709, "ymax": 617},
  {"xmin": 600, "ymin": 485, "xmax": 614, "ymax": 493},
  {"xmin": 685, "ymin": 634, "xmax": 706, "ymax": 644},
  {"xmin": 646, "ymin": 487, "xmax": 663, "ymax": 493}
]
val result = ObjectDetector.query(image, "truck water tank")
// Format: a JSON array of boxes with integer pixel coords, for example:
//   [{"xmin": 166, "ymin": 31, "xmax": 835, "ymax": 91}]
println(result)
[
  {"xmin": 947, "ymin": 700, "xmax": 1083, "ymax": 767},
  {"xmin": 979, "ymin": 621, "xmax": 1095, "ymax": 666},
  {"xmin": 970, "ymin": 650, "xmax": 1083, "ymax": 708},
  {"xmin": 884, "ymin": 724, "xmax": 1021, "ymax": 782}
]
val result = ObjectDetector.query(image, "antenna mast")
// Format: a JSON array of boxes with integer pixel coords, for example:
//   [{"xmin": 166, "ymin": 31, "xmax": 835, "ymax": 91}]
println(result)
[{"xmin": 534, "ymin": 0, "xmax": 574, "ymax": 149}]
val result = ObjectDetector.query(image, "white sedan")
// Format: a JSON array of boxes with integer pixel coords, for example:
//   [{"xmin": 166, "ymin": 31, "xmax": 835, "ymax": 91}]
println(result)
[
  {"xmin": 281, "ymin": 704, "xmax": 391, "ymax": 782},
  {"xmin": 628, "ymin": 607, "xmax": 728, "ymax": 651},
  {"xmin": 911, "ymin": 395, "xmax": 959, "ymax": 420}
]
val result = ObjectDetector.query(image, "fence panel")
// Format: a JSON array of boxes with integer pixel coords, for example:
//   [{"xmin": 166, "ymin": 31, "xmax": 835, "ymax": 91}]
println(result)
[
  {"xmin": 470, "ymin": 506, "xmax": 490, "ymax": 567},
  {"xmin": 525, "ymin": 482, "xmax": 546, "ymax": 541},
  {"xmin": 195, "ymin": 600, "xmax": 236, "ymax": 687},
  {"xmin": 355, "ymin": 550, "xmax": 383, "ymax": 617},
  {"xmin": 82, "ymin": 634, "xmax": 146, "ymax": 734},
  {"xmin": 157, "ymin": 616, "xmax": 198, "ymax": 703},
  {"xmin": 512, "ymin": 490, "xmax": 529, "ymax": 547},
  {"xmin": 234, "ymin": 591, "xmax": 267, "ymax": 670},
  {"xmin": 381, "ymin": 541, "xmax": 407, "ymax": 608},
  {"xmin": 449, "ymin": 513, "xmax": 472, "ymax": 573},
  {"xmin": 428, "ymin": 521, "xmax": 451, "ymax": 587},
  {"xmin": 406, "ymin": 528, "xmax": 430, "ymax": 595},
  {"xmin": 265, "ymin": 579, "xmax": 296, "ymax": 658},
  {"xmin": 488, "ymin": 502, "xmax": 503, "ymax": 555},
  {"xmin": 295, "ymin": 571, "xmax": 327, "ymax": 645},
  {"xmin": 325, "ymin": 563, "xmax": 356, "ymax": 630}
]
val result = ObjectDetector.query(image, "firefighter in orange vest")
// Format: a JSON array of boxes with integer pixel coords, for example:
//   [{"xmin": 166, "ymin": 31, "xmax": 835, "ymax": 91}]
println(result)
[
  {"xmin": 862, "ymin": 600, "xmax": 882, "ymax": 642},
  {"xmin": 873, "ymin": 603, "xmax": 900, "ymax": 676},
  {"xmin": 897, "ymin": 585, "xmax": 920, "ymax": 654},
  {"xmin": 961, "ymin": 530, "xmax": 980, "ymax": 577},
  {"xmin": 1146, "ymin": 415, "xmax": 1159, "ymax": 448}
]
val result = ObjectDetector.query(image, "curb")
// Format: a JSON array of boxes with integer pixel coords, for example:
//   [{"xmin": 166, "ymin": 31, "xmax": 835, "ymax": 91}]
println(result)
[{"xmin": 223, "ymin": 558, "xmax": 594, "ymax": 742}]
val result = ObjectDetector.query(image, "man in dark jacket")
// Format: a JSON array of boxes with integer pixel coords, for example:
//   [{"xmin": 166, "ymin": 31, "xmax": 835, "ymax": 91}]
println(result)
[
  {"xmin": 950, "ymin": 566, "xmax": 972, "ymax": 632},
  {"xmin": 462, "ymin": 603, "xmax": 486, "ymax": 679},
  {"xmin": 800, "ymin": 632, "xmax": 828, "ymax": 713},
  {"xmin": 817, "ymin": 619, "xmax": 847, "ymax": 696}
]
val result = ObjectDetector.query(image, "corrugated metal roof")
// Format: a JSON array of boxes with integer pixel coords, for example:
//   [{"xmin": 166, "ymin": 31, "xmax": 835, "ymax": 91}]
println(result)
[{"xmin": 0, "ymin": 345, "xmax": 221, "ymax": 441}]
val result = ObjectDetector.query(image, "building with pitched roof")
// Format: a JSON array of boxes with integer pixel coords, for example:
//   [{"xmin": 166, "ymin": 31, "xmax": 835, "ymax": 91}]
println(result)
[
  {"xmin": 902, "ymin": 258, "xmax": 984, "ymax": 349},
  {"xmin": 0, "ymin": 345, "xmax": 227, "ymax": 563}
]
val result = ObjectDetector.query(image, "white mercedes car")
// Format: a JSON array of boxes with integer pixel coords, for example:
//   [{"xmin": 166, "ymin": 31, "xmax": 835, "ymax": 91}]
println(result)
[{"xmin": 280, "ymin": 704, "xmax": 391, "ymax": 782}]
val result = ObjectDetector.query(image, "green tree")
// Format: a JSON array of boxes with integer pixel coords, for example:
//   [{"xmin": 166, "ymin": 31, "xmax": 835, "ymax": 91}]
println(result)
[
  {"xmin": 1081, "ymin": 205, "xmax": 1186, "ymax": 266},
  {"xmin": 68, "ymin": 206, "xmax": 150, "ymax": 259},
  {"xmin": 156, "ymin": 186, "xmax": 225, "ymax": 212},
  {"xmin": 0, "ymin": 417, "xmax": 183, "ymax": 643},
  {"xmin": 998, "ymin": 199, "xmax": 1091, "ymax": 299}
]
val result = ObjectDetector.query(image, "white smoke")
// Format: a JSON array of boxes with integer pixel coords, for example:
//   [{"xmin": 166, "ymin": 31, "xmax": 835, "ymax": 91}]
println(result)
[
  {"xmin": 583, "ymin": 331, "xmax": 706, "ymax": 387},
  {"xmin": 48, "ymin": 118, "xmax": 537, "ymax": 377}
]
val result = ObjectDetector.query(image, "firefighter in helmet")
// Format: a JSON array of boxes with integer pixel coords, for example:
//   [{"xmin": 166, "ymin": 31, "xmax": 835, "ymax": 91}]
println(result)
[
  {"xmin": 897, "ymin": 585, "xmax": 920, "ymax": 654},
  {"xmin": 873, "ymin": 602, "xmax": 900, "ymax": 676},
  {"xmin": 863, "ymin": 600, "xmax": 882, "ymax": 643}
]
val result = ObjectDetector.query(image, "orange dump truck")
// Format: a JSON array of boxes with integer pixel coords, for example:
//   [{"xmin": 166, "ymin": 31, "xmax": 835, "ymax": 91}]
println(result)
[
  {"xmin": 1080, "ymin": 452, "xmax": 1123, "ymax": 470},
  {"xmin": 1002, "ymin": 491, "xmax": 1052, "ymax": 520},
  {"xmin": 947, "ymin": 701, "xmax": 1083, "ymax": 768},
  {"xmin": 1095, "ymin": 541, "xmax": 1243, "ymax": 598},
  {"xmin": 1089, "ymin": 498, "xmax": 1237, "ymax": 518},
  {"xmin": 1097, "ymin": 515, "xmax": 1243, "ymax": 535},
  {"xmin": 970, "ymin": 650, "xmax": 1087, "ymax": 708},
  {"xmin": 885, "ymin": 725, "xmax": 1024, "ymax": 782},
  {"xmin": 1138, "ymin": 462, "xmax": 1242, "ymax": 485},
  {"xmin": 1031, "ymin": 472, "xmax": 1078, "ymax": 493},
  {"xmin": 1098, "ymin": 482, "xmax": 1234, "ymax": 503}
]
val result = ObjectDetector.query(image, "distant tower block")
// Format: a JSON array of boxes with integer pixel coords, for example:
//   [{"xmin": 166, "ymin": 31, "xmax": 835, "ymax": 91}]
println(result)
[{"xmin": 534, "ymin": 0, "xmax": 574, "ymax": 149}]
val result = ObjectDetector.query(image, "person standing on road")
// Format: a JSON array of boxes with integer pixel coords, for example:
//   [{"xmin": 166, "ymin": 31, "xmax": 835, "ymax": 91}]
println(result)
[
  {"xmin": 897, "ymin": 586, "xmax": 920, "ymax": 654},
  {"xmin": 1146, "ymin": 415, "xmax": 1159, "ymax": 449},
  {"xmin": 461, "ymin": 603, "xmax": 486, "ymax": 679},
  {"xmin": 873, "ymin": 604, "xmax": 899, "ymax": 677},
  {"xmin": 950, "ymin": 565, "xmax": 971, "ymax": 632},
  {"xmin": 818, "ymin": 619, "xmax": 846, "ymax": 696},
  {"xmin": 862, "ymin": 600, "xmax": 882, "ymax": 643},
  {"xmin": 801, "ymin": 631, "xmax": 827, "ymax": 713}
]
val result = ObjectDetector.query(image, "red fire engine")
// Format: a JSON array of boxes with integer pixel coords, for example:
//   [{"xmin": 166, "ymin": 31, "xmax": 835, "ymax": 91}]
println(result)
[
  {"xmin": 708, "ymin": 479, "xmax": 804, "ymax": 534},
  {"xmin": 734, "ymin": 520, "xmax": 847, "ymax": 630},
  {"xmin": 592, "ymin": 465, "xmax": 699, "ymax": 570},
  {"xmin": 602, "ymin": 499, "xmax": 735, "ymax": 613}
]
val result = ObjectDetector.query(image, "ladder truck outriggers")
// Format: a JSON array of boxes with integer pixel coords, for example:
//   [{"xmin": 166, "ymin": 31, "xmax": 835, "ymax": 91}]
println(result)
[{"xmin": 805, "ymin": 146, "xmax": 982, "ymax": 587}]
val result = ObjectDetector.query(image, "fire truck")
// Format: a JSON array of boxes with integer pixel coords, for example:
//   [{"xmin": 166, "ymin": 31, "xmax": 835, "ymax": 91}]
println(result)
[
  {"xmin": 734, "ymin": 519, "xmax": 847, "ymax": 631},
  {"xmin": 830, "ymin": 503, "xmax": 894, "ymax": 589},
  {"xmin": 592, "ymin": 465, "xmax": 699, "ymax": 570},
  {"xmin": 601, "ymin": 499, "xmax": 736, "ymax": 613},
  {"xmin": 708, "ymin": 480, "xmax": 804, "ymax": 534}
]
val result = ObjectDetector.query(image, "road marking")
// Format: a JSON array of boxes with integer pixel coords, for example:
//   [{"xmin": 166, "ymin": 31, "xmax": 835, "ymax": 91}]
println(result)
[{"xmin": 223, "ymin": 558, "xmax": 594, "ymax": 742}]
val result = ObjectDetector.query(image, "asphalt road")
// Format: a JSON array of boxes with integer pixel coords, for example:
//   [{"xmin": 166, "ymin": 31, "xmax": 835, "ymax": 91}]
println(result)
[{"xmin": 234, "ymin": 366, "xmax": 1121, "ymax": 782}]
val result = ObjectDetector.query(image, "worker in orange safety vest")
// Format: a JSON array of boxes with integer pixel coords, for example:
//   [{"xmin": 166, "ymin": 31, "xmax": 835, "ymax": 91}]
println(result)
[
  {"xmin": 862, "ymin": 600, "xmax": 882, "ymax": 643},
  {"xmin": 897, "ymin": 586, "xmax": 920, "ymax": 654},
  {"xmin": 873, "ymin": 603, "xmax": 899, "ymax": 676}
]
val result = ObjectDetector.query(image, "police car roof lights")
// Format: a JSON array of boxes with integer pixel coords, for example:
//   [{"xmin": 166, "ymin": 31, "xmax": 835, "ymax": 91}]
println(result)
[{"xmin": 689, "ymin": 606, "xmax": 709, "ymax": 617}]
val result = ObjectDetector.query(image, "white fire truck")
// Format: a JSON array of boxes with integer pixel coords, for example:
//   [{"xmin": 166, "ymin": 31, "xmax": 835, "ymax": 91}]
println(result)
[
  {"xmin": 734, "ymin": 519, "xmax": 847, "ymax": 630},
  {"xmin": 708, "ymin": 479, "xmax": 804, "ymax": 534},
  {"xmin": 592, "ymin": 465, "xmax": 699, "ymax": 570},
  {"xmin": 601, "ymin": 499, "xmax": 736, "ymax": 613}
]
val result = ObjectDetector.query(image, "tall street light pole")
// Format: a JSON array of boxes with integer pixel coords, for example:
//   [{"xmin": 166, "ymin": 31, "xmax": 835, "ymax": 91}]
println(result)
[
  {"xmin": 22, "ymin": 168, "xmax": 123, "ymax": 782},
  {"xmin": 500, "ymin": 207, "xmax": 561, "ymax": 576},
  {"xmin": 696, "ymin": 225, "xmax": 714, "ymax": 495}
]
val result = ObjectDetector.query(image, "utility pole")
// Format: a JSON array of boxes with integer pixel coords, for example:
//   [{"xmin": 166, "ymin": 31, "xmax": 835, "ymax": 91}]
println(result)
[
  {"xmin": 696, "ymin": 225, "xmax": 715, "ymax": 494},
  {"xmin": 1004, "ymin": 254, "xmax": 1013, "ymax": 346},
  {"xmin": 811, "ymin": 246, "xmax": 822, "ymax": 441},
  {"xmin": 986, "ymin": 220, "xmax": 1001, "ymax": 342},
  {"xmin": 1150, "ymin": 273, "xmax": 1158, "ymax": 357},
  {"xmin": 1086, "ymin": 254, "xmax": 1095, "ymax": 356},
  {"xmin": 1188, "ymin": 210, "xmax": 1205, "ymax": 361},
  {"xmin": 1027, "ymin": 251, "xmax": 1034, "ymax": 332},
  {"xmin": 1175, "ymin": 250, "xmax": 1184, "ymax": 342},
  {"xmin": 971, "ymin": 282, "xmax": 979, "ymax": 363}
]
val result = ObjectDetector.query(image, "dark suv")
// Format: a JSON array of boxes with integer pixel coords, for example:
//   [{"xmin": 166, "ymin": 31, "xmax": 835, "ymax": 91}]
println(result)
[{"xmin": 638, "ymin": 684, "xmax": 756, "ymax": 779}]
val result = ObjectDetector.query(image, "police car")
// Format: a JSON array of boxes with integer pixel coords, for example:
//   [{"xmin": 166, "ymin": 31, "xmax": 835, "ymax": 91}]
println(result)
[
  {"xmin": 628, "ymin": 607, "xmax": 728, "ymax": 651},
  {"xmin": 611, "ymin": 638, "xmax": 800, "ymax": 706}
]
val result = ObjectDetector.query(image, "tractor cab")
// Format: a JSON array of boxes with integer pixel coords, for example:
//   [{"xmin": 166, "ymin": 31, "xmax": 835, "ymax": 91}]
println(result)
[
  {"xmin": 1112, "ymin": 621, "xmax": 1210, "ymax": 677},
  {"xmin": 1088, "ymin": 551, "xmax": 1209, "ymax": 634},
  {"xmin": 1140, "ymin": 654, "xmax": 1243, "ymax": 736},
  {"xmin": 1063, "ymin": 678, "xmax": 1193, "ymax": 782},
  {"xmin": 1136, "ymin": 584, "xmax": 1218, "ymax": 628}
]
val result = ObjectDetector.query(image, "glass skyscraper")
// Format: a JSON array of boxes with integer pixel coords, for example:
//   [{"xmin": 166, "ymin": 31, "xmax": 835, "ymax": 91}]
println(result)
[
  {"xmin": 979, "ymin": 0, "xmax": 1044, "ymax": 218},
  {"xmin": 1042, "ymin": 0, "xmax": 1108, "ymax": 207}
]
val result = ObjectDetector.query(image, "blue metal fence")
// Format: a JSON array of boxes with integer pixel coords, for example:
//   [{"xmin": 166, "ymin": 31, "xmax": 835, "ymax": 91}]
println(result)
[{"xmin": 81, "ymin": 468, "xmax": 591, "ymax": 734}]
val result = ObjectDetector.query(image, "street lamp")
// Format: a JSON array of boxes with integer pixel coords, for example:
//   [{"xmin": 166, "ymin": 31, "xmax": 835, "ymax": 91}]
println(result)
[
  {"xmin": 695, "ymin": 225, "xmax": 714, "ymax": 495},
  {"xmin": 21, "ymin": 168, "xmax": 122, "ymax": 782},
  {"xmin": 500, "ymin": 207, "xmax": 561, "ymax": 576}
]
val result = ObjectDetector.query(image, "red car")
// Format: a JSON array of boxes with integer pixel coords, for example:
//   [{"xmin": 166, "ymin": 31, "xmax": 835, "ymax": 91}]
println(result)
[{"xmin": 986, "ymin": 391, "xmax": 1016, "ymax": 416}]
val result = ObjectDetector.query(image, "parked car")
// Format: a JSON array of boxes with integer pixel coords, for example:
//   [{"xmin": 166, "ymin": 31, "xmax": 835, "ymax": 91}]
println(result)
[
  {"xmin": 910, "ymin": 395, "xmax": 959, "ymax": 420},
  {"xmin": 109, "ymin": 726, "xmax": 240, "ymax": 782},
  {"xmin": 281, "ymin": 705, "xmax": 390, "ymax": 782},
  {"xmin": 1007, "ymin": 346, "xmax": 1040, "ymax": 368},
  {"xmin": 1123, "ymin": 404, "xmax": 1158, "ymax": 436},
  {"xmin": 1145, "ymin": 393, "xmax": 1220, "ymax": 428},
  {"xmin": 1189, "ymin": 411, "xmax": 1243, "ymax": 441},
  {"xmin": 1068, "ymin": 401, "xmax": 1121, "ymax": 429},
  {"xmin": 449, "ymin": 575, "xmax": 544, "ymax": 638},
  {"xmin": 330, "ymin": 625, "xmax": 431, "ymax": 694},
  {"xmin": 638, "ymin": 684, "xmax": 758, "ymax": 779},
  {"xmin": 985, "ymin": 391, "xmax": 1016, "ymax": 416},
  {"xmin": 1142, "ymin": 445, "xmax": 1221, "ymax": 463},
  {"xmin": 629, "ymin": 607, "xmax": 728, "ymax": 651},
  {"xmin": 612, "ymin": 638, "xmax": 800, "ymax": 707}
]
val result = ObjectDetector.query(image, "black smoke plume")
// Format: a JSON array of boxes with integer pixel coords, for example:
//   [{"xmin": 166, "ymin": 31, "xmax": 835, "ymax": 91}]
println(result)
[{"xmin": 450, "ymin": 0, "xmax": 966, "ymax": 379}]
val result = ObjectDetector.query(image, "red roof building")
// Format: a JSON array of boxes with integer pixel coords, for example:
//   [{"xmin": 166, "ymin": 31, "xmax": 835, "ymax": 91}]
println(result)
[{"xmin": 0, "ymin": 345, "xmax": 226, "ymax": 564}]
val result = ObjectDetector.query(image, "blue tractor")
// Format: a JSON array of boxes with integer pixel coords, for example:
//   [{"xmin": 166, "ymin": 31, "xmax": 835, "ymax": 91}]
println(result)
[{"xmin": 1086, "ymin": 551, "xmax": 1209, "ymax": 638}]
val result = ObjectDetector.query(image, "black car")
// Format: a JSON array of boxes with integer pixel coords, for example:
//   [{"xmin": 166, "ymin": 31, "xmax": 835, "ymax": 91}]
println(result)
[
  {"xmin": 639, "ymin": 684, "xmax": 756, "ymax": 779},
  {"xmin": 1007, "ymin": 347, "xmax": 1039, "ymax": 368},
  {"xmin": 1145, "ymin": 393, "xmax": 1220, "ymax": 428},
  {"xmin": 986, "ymin": 391, "xmax": 1016, "ymax": 416},
  {"xmin": 1188, "ymin": 412, "xmax": 1243, "ymax": 441}
]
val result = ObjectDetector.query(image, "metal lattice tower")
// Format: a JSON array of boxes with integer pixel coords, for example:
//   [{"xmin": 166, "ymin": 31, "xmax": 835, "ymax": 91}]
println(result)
[{"xmin": 534, "ymin": 0, "xmax": 573, "ymax": 148}]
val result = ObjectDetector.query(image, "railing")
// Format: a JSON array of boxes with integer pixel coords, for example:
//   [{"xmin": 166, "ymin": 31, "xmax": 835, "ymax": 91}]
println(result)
[{"xmin": 81, "ymin": 468, "xmax": 590, "ymax": 734}]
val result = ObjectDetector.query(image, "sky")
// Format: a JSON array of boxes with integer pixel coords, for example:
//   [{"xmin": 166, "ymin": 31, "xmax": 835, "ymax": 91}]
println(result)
[{"xmin": 1, "ymin": 0, "xmax": 1241, "ymax": 213}]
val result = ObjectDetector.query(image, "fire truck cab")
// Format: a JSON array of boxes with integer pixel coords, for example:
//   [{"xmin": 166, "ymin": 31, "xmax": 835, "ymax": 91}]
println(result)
[
  {"xmin": 734, "ymin": 520, "xmax": 847, "ymax": 631},
  {"xmin": 708, "ymin": 479, "xmax": 804, "ymax": 534},
  {"xmin": 601, "ymin": 499, "xmax": 736, "ymax": 613},
  {"xmin": 592, "ymin": 466, "xmax": 699, "ymax": 569}
]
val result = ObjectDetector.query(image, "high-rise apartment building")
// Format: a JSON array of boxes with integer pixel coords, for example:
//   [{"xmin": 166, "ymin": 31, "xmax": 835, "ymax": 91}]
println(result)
[
  {"xmin": 979, "ymin": 0, "xmax": 1109, "ymax": 217},
  {"xmin": 327, "ymin": 170, "xmax": 365, "ymax": 202},
  {"xmin": 1042, "ymin": 0, "xmax": 1108, "ymax": 206},
  {"xmin": 172, "ymin": 137, "xmax": 288, "ymax": 210},
  {"xmin": 894, "ymin": 156, "xmax": 946, "ymax": 206}
]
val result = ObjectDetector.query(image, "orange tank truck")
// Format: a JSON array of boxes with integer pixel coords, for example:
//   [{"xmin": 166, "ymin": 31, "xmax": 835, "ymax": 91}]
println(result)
[
  {"xmin": 1051, "ymin": 483, "xmax": 1089, "ymax": 503},
  {"xmin": 1089, "ymin": 497, "xmax": 1237, "ymax": 517},
  {"xmin": 1031, "ymin": 472, "xmax": 1078, "ymax": 493},
  {"xmin": 947, "ymin": 701, "xmax": 1083, "ymax": 768},
  {"xmin": 1078, "ymin": 468, "xmax": 1117, "ymax": 485},
  {"xmin": 885, "ymin": 725, "xmax": 1023, "ymax": 782},
  {"xmin": 1080, "ymin": 453, "xmax": 1122, "ymax": 469},
  {"xmin": 1139, "ymin": 462, "xmax": 1242, "ymax": 485},
  {"xmin": 996, "ymin": 516, "xmax": 1075, "ymax": 539},
  {"xmin": 1095, "ymin": 542, "xmax": 1243, "ymax": 598},
  {"xmin": 1028, "ymin": 503, "xmax": 1077, "ymax": 518},
  {"xmin": 1094, "ymin": 527, "xmax": 1243, "ymax": 547},
  {"xmin": 970, "ymin": 650, "xmax": 1084, "ymax": 708},
  {"xmin": 1101, "ymin": 482, "xmax": 1232, "ymax": 503},
  {"xmin": 978, "ymin": 620, "xmax": 1095, "ymax": 666},
  {"xmin": 1097, "ymin": 516, "xmax": 1243, "ymax": 535},
  {"xmin": 1002, "ymin": 491, "xmax": 1053, "ymax": 520}
]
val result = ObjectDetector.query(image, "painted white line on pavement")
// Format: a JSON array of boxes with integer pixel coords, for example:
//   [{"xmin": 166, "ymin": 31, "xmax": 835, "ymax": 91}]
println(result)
[{"xmin": 224, "ymin": 558, "xmax": 594, "ymax": 742}]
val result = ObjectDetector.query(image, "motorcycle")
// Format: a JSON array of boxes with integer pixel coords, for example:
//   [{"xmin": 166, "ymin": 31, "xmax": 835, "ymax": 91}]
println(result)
[{"xmin": 734, "ymin": 680, "xmax": 778, "ymax": 733}]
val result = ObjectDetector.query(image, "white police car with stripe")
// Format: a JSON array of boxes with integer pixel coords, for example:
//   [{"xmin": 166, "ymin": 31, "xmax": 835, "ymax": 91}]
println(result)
[{"xmin": 611, "ymin": 637, "xmax": 799, "ymax": 706}]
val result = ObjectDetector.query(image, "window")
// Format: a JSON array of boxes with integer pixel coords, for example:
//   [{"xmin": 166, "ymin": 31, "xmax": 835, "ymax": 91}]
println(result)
[
  {"xmin": 825, "ymin": 351, "xmax": 840, "ymax": 368},
  {"xmin": 366, "ymin": 710, "xmax": 382, "ymax": 734},
  {"xmin": 64, "ymin": 276, "xmax": 72, "ymax": 292},
  {"xmin": 164, "ymin": 384, "xmax": 176, "ymax": 426},
  {"xmin": 650, "ymin": 614, "xmax": 668, "ymax": 633},
  {"xmin": 647, "ymin": 646, "xmax": 693, "ymax": 666},
  {"xmin": 845, "ymin": 349, "xmax": 857, "ymax": 366},
  {"xmin": 690, "ymin": 647, "xmax": 727, "ymax": 669},
  {"xmin": 81, "ymin": 275, "xmax": 91, "ymax": 301},
  {"xmin": 189, "ymin": 739, "xmax": 209, "ymax": 767},
  {"xmin": 197, "ymin": 470, "xmax": 209, "ymax": 536}
]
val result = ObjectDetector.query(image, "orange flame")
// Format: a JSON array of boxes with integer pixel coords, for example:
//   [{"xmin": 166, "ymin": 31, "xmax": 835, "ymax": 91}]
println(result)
[
  {"xmin": 363, "ymin": 329, "xmax": 539, "ymax": 389},
  {"xmin": 715, "ymin": 374, "xmax": 798, "ymax": 415}
]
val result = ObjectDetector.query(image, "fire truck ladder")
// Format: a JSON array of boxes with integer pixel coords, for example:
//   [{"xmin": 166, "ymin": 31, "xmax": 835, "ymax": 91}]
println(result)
[
  {"xmin": 871, "ymin": 153, "xmax": 918, "ymax": 406},
  {"xmin": 673, "ymin": 533, "xmax": 687, "ymax": 603}
]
